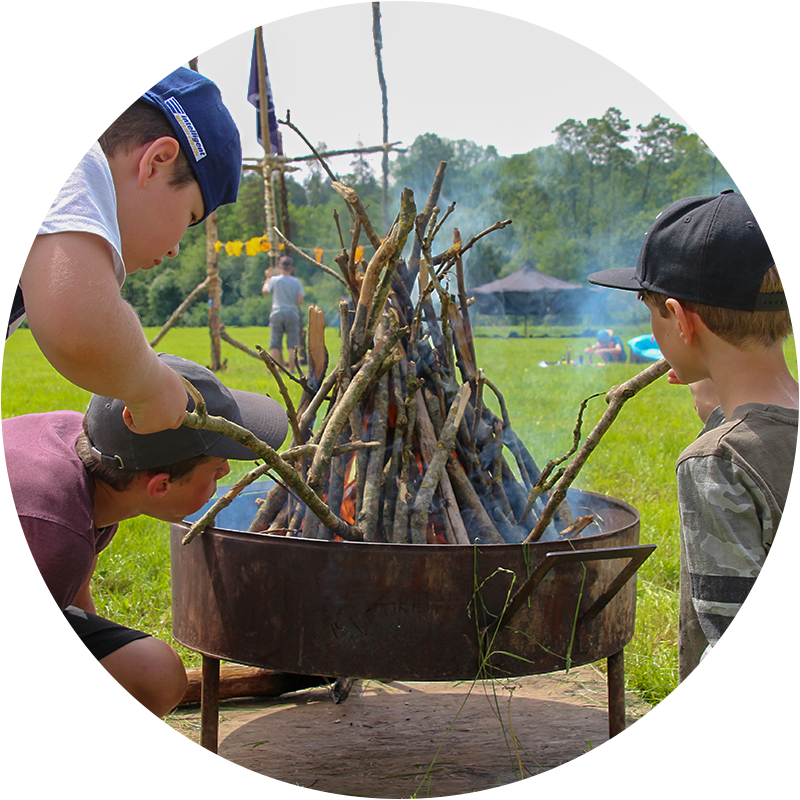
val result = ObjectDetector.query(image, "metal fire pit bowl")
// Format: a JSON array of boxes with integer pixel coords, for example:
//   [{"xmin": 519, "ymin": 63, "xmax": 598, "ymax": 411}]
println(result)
[{"xmin": 170, "ymin": 488, "xmax": 653, "ymax": 751}]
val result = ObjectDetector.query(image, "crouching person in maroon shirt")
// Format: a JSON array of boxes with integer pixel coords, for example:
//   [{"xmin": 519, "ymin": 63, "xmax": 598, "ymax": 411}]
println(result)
[{"xmin": 4, "ymin": 354, "xmax": 287, "ymax": 716}]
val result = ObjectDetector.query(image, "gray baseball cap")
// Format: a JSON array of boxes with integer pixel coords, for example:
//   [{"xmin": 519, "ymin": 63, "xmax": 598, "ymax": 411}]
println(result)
[{"xmin": 85, "ymin": 354, "xmax": 288, "ymax": 470}]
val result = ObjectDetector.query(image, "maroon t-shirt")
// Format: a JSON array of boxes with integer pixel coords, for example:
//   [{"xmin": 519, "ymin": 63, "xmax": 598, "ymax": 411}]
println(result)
[{"xmin": 3, "ymin": 411, "xmax": 117, "ymax": 609}]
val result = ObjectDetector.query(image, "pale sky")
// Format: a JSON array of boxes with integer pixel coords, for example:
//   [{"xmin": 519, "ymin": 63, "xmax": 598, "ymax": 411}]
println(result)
[{"xmin": 0, "ymin": 0, "xmax": 799, "ymax": 172}]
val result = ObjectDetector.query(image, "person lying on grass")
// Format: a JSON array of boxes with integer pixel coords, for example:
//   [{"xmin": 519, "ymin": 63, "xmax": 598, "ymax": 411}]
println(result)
[
  {"xmin": 589, "ymin": 191, "xmax": 798, "ymax": 681},
  {"xmin": 4, "ymin": 354, "xmax": 288, "ymax": 716}
]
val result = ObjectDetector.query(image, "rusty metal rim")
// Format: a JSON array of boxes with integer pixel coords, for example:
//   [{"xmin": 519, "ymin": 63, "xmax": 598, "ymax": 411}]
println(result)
[{"xmin": 180, "ymin": 488, "xmax": 640, "ymax": 551}]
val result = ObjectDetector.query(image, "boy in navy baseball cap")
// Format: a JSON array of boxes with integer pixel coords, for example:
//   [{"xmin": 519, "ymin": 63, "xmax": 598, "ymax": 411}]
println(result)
[
  {"xmin": 14, "ymin": 67, "xmax": 242, "ymax": 440},
  {"xmin": 589, "ymin": 191, "xmax": 797, "ymax": 681}
]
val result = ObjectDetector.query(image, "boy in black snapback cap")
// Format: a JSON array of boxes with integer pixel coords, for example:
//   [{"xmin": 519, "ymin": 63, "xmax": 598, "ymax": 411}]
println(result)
[
  {"xmin": 14, "ymin": 66, "xmax": 242, "ymax": 439},
  {"xmin": 3, "ymin": 355, "xmax": 288, "ymax": 716},
  {"xmin": 589, "ymin": 190, "xmax": 798, "ymax": 680}
]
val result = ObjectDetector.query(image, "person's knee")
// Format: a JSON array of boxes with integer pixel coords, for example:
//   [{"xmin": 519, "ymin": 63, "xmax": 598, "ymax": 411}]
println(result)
[
  {"xmin": 2, "ymin": 553, "xmax": 44, "ymax": 648},
  {"xmin": 145, "ymin": 639, "xmax": 188, "ymax": 716},
  {"xmin": 128, "ymin": 638, "xmax": 187, "ymax": 724}
]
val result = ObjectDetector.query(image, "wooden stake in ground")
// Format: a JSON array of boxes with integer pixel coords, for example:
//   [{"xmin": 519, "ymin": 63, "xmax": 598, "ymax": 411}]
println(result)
[
  {"xmin": 255, "ymin": 25, "xmax": 281, "ymax": 267},
  {"xmin": 372, "ymin": 2, "xmax": 390, "ymax": 230},
  {"xmin": 186, "ymin": 3, "xmax": 223, "ymax": 372}
]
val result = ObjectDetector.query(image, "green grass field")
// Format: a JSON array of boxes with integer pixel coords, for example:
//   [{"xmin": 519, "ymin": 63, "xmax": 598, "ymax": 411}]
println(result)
[{"xmin": 4, "ymin": 325, "xmax": 794, "ymax": 707}]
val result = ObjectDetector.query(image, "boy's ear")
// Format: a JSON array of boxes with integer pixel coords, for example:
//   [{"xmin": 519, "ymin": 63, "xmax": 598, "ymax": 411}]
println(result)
[
  {"xmin": 145, "ymin": 472, "xmax": 172, "ymax": 499},
  {"xmin": 137, "ymin": 136, "xmax": 181, "ymax": 187},
  {"xmin": 665, "ymin": 298, "xmax": 698, "ymax": 345}
]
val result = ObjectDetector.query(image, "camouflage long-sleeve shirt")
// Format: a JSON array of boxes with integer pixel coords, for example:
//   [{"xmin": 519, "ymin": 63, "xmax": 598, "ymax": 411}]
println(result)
[{"xmin": 676, "ymin": 403, "xmax": 797, "ymax": 680}]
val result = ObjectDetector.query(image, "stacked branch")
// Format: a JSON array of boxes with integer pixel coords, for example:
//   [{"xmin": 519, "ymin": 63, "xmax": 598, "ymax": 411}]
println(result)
[{"xmin": 182, "ymin": 163, "xmax": 668, "ymax": 547}]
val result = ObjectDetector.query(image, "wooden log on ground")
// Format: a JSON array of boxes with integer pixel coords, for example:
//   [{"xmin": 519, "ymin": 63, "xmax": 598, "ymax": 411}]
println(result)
[{"xmin": 179, "ymin": 665, "xmax": 333, "ymax": 706}]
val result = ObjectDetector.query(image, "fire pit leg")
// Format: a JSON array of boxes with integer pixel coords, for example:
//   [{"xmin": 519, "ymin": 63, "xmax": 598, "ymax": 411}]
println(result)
[
  {"xmin": 607, "ymin": 649, "xmax": 626, "ymax": 737},
  {"xmin": 200, "ymin": 655, "xmax": 221, "ymax": 753}
]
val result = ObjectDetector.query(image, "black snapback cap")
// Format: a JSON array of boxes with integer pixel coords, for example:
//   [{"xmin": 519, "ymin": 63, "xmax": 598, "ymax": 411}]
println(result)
[{"xmin": 588, "ymin": 191, "xmax": 785, "ymax": 312}]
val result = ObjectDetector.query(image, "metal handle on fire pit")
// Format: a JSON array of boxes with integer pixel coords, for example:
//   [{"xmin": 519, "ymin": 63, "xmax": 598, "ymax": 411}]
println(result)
[{"xmin": 485, "ymin": 544, "xmax": 656, "ymax": 638}]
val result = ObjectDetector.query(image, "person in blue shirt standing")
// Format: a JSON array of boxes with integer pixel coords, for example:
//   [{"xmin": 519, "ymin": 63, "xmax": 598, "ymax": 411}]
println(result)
[{"xmin": 262, "ymin": 255, "xmax": 304, "ymax": 372}]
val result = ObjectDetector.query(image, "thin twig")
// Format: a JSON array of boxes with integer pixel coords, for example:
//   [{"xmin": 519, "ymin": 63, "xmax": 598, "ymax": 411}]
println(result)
[
  {"xmin": 279, "ymin": 112, "xmax": 339, "ymax": 184},
  {"xmin": 432, "ymin": 219, "xmax": 513, "ymax": 266},
  {"xmin": 256, "ymin": 346, "xmax": 304, "ymax": 444},
  {"xmin": 271, "ymin": 227, "xmax": 348, "ymax": 288}
]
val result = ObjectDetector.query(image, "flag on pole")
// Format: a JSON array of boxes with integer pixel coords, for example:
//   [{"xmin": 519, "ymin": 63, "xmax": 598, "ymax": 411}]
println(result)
[{"xmin": 248, "ymin": 31, "xmax": 280, "ymax": 155}]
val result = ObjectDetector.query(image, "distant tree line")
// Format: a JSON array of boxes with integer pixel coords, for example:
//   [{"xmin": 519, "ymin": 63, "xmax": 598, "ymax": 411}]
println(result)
[{"xmin": 122, "ymin": 108, "xmax": 734, "ymax": 328}]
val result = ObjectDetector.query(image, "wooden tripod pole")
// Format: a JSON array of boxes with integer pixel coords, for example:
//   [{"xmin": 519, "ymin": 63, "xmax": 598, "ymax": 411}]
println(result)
[
  {"xmin": 372, "ymin": 3, "xmax": 390, "ymax": 232},
  {"xmin": 186, "ymin": 2, "xmax": 222, "ymax": 372},
  {"xmin": 255, "ymin": 26, "xmax": 279, "ymax": 268}
]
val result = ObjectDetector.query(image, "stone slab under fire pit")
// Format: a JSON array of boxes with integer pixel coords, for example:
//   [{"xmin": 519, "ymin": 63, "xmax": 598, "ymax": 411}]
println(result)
[{"xmin": 166, "ymin": 665, "xmax": 650, "ymax": 797}]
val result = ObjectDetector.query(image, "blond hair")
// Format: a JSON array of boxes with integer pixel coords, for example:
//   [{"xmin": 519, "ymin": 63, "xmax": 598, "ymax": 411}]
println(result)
[
  {"xmin": 640, "ymin": 266, "xmax": 792, "ymax": 349},
  {"xmin": 62, "ymin": 77, "xmax": 197, "ymax": 191}
]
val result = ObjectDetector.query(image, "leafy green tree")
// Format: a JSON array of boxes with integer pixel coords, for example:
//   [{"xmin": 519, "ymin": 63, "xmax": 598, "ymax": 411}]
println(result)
[
  {"xmin": 553, "ymin": 118, "xmax": 589, "ymax": 237},
  {"xmin": 391, "ymin": 132, "xmax": 498, "ymax": 206},
  {"xmin": 635, "ymin": 115, "xmax": 688, "ymax": 207}
]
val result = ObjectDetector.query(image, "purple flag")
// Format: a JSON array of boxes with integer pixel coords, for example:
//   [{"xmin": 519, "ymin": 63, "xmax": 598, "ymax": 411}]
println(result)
[{"xmin": 248, "ymin": 32, "xmax": 280, "ymax": 155}]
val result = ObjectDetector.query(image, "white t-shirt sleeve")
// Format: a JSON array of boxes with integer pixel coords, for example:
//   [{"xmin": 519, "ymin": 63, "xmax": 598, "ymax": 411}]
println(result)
[{"xmin": 2, "ymin": 116, "xmax": 125, "ymax": 286}]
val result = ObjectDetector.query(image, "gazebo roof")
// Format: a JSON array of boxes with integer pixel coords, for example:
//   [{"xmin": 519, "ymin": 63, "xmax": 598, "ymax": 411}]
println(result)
[{"xmin": 470, "ymin": 261, "xmax": 581, "ymax": 294}]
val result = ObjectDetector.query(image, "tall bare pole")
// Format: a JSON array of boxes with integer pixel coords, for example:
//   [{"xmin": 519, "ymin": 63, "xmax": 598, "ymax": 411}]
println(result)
[
  {"xmin": 372, "ymin": 3, "xmax": 389, "ymax": 231},
  {"xmin": 255, "ymin": 26, "xmax": 280, "ymax": 269},
  {"xmin": 189, "ymin": 55, "xmax": 224, "ymax": 370}
]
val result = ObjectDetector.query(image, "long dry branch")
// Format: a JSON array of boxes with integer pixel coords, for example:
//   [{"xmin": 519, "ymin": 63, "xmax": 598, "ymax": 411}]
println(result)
[
  {"xmin": 410, "ymin": 383, "xmax": 473, "ymax": 543},
  {"xmin": 256, "ymin": 346, "xmax": 304, "ymax": 444},
  {"xmin": 331, "ymin": 181, "xmax": 383, "ymax": 250},
  {"xmin": 525, "ymin": 358, "xmax": 671, "ymax": 543},
  {"xmin": 306, "ymin": 325, "xmax": 408, "ymax": 495},
  {"xmin": 218, "ymin": 326, "xmax": 261, "ymax": 360},
  {"xmin": 179, "ymin": 380, "xmax": 362, "ymax": 544}
]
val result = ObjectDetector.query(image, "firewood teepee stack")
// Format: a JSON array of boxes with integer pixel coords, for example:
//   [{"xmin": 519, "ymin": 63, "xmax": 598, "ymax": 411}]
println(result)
[
  {"xmin": 180, "ymin": 162, "xmax": 669, "ymax": 548},
  {"xmin": 251, "ymin": 161, "xmax": 562, "ymax": 546}
]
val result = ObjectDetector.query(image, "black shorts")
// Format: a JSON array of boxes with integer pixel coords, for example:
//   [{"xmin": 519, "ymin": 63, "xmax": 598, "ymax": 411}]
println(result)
[{"xmin": 11, "ymin": 606, "xmax": 149, "ymax": 711}]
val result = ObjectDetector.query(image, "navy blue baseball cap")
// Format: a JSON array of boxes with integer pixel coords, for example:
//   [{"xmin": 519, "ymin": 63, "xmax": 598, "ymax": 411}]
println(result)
[
  {"xmin": 142, "ymin": 67, "xmax": 242, "ymax": 222},
  {"xmin": 85, "ymin": 354, "xmax": 288, "ymax": 470},
  {"xmin": 588, "ymin": 191, "xmax": 784, "ymax": 312}
]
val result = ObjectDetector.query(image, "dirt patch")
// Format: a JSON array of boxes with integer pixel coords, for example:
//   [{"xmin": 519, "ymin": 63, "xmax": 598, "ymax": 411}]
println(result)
[{"xmin": 166, "ymin": 665, "xmax": 649, "ymax": 797}]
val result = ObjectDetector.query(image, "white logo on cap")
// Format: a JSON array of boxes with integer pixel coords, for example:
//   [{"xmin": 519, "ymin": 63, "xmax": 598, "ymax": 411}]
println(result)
[{"xmin": 164, "ymin": 97, "xmax": 207, "ymax": 161}]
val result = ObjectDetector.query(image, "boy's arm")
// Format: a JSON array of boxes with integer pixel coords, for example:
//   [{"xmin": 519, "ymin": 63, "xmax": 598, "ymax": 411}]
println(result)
[
  {"xmin": 648, "ymin": 456, "xmax": 792, "ymax": 797},
  {"xmin": 70, "ymin": 556, "xmax": 99, "ymax": 615},
  {"xmin": 21, "ymin": 232, "xmax": 187, "ymax": 433}
]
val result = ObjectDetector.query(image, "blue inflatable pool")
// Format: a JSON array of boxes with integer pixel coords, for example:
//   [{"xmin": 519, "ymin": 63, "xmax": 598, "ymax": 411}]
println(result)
[{"xmin": 628, "ymin": 334, "xmax": 662, "ymax": 362}]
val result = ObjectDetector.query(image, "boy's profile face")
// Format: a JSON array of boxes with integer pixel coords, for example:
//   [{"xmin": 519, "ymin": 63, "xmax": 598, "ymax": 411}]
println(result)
[
  {"xmin": 117, "ymin": 138, "xmax": 205, "ymax": 274},
  {"xmin": 644, "ymin": 297, "xmax": 705, "ymax": 386},
  {"xmin": 148, "ymin": 456, "xmax": 230, "ymax": 523}
]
